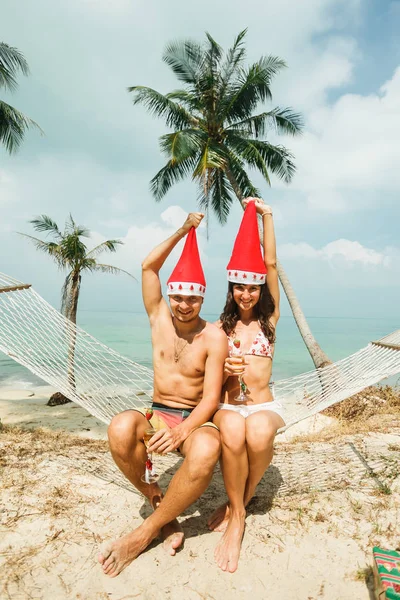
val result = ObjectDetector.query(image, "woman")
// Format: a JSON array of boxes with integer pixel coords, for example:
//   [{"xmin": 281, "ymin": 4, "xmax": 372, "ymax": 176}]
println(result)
[{"xmin": 210, "ymin": 197, "xmax": 285, "ymax": 573}]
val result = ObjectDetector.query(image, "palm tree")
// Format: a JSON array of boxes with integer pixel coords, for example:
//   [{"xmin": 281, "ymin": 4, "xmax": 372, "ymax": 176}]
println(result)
[
  {"xmin": 128, "ymin": 29, "xmax": 331, "ymax": 368},
  {"xmin": 20, "ymin": 214, "xmax": 136, "ymax": 404},
  {"xmin": 0, "ymin": 42, "xmax": 42, "ymax": 154}
]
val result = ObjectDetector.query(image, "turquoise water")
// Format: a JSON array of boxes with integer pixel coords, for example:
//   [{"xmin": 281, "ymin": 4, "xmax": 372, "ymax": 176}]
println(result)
[{"xmin": 0, "ymin": 311, "xmax": 398, "ymax": 387}]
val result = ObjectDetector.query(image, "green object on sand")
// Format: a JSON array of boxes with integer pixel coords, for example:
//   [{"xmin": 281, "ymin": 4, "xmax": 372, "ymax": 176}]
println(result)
[{"xmin": 373, "ymin": 547, "xmax": 400, "ymax": 599}]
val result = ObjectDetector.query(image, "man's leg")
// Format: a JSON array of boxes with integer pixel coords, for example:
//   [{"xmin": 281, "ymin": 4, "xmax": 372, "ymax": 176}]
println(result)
[
  {"xmin": 106, "ymin": 410, "xmax": 162, "ymax": 503},
  {"xmin": 99, "ymin": 426, "xmax": 220, "ymax": 577},
  {"xmin": 103, "ymin": 410, "xmax": 184, "ymax": 555}
]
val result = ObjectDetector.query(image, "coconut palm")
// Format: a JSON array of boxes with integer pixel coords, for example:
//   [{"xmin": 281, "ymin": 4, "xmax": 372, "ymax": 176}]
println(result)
[
  {"xmin": 20, "ymin": 214, "xmax": 136, "ymax": 404},
  {"xmin": 128, "ymin": 29, "xmax": 331, "ymax": 368},
  {"xmin": 0, "ymin": 42, "xmax": 41, "ymax": 154}
]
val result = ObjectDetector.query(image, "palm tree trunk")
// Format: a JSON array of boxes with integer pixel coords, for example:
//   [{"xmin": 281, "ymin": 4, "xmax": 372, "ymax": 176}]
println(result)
[
  {"xmin": 66, "ymin": 273, "xmax": 80, "ymax": 390},
  {"xmin": 48, "ymin": 273, "xmax": 80, "ymax": 406},
  {"xmin": 224, "ymin": 168, "xmax": 331, "ymax": 369},
  {"xmin": 277, "ymin": 260, "xmax": 331, "ymax": 368}
]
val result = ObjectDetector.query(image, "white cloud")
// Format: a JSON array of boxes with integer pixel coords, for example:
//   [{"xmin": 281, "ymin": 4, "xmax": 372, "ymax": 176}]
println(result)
[
  {"xmin": 285, "ymin": 66, "xmax": 400, "ymax": 212},
  {"xmin": 280, "ymin": 239, "xmax": 395, "ymax": 267}
]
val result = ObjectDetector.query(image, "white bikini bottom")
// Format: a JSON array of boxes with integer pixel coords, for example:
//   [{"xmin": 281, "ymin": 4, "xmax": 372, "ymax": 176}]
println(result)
[{"xmin": 218, "ymin": 400, "xmax": 285, "ymax": 423}]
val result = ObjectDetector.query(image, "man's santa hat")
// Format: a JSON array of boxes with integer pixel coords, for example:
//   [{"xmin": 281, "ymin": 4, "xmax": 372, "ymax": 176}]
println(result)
[
  {"xmin": 226, "ymin": 201, "xmax": 267, "ymax": 285},
  {"xmin": 167, "ymin": 227, "xmax": 206, "ymax": 298}
]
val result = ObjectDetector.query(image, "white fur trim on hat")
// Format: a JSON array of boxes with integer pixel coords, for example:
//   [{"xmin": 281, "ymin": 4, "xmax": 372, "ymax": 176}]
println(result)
[
  {"xmin": 227, "ymin": 270, "xmax": 266, "ymax": 284},
  {"xmin": 167, "ymin": 281, "xmax": 206, "ymax": 298}
]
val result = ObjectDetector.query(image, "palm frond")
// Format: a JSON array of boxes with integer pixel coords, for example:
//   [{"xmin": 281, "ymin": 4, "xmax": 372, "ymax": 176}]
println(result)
[
  {"xmin": 29, "ymin": 215, "xmax": 62, "ymax": 238},
  {"xmin": 150, "ymin": 157, "xmax": 198, "ymax": 200},
  {"xmin": 226, "ymin": 152, "xmax": 260, "ymax": 198},
  {"xmin": 159, "ymin": 129, "xmax": 205, "ymax": 161},
  {"xmin": 228, "ymin": 106, "xmax": 303, "ymax": 138},
  {"xmin": 244, "ymin": 139, "xmax": 296, "ymax": 183},
  {"xmin": 162, "ymin": 40, "xmax": 204, "ymax": 85},
  {"xmin": 65, "ymin": 214, "xmax": 90, "ymax": 238},
  {"xmin": 0, "ymin": 100, "xmax": 42, "ymax": 154},
  {"xmin": 165, "ymin": 89, "xmax": 202, "ymax": 113},
  {"xmin": 128, "ymin": 86, "xmax": 196, "ymax": 129},
  {"xmin": 192, "ymin": 142, "xmax": 226, "ymax": 178},
  {"xmin": 227, "ymin": 134, "xmax": 271, "ymax": 185},
  {"xmin": 0, "ymin": 42, "xmax": 29, "ymax": 92},
  {"xmin": 86, "ymin": 240, "xmax": 123, "ymax": 258},
  {"xmin": 197, "ymin": 170, "xmax": 234, "ymax": 225},
  {"xmin": 223, "ymin": 56, "xmax": 287, "ymax": 123},
  {"xmin": 18, "ymin": 233, "xmax": 65, "ymax": 266},
  {"xmin": 219, "ymin": 29, "xmax": 247, "ymax": 101},
  {"xmin": 59, "ymin": 235, "xmax": 88, "ymax": 264},
  {"xmin": 91, "ymin": 263, "xmax": 137, "ymax": 281}
]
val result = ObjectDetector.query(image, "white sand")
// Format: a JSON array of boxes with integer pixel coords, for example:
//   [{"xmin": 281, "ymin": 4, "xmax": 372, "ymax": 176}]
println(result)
[{"xmin": 1, "ymin": 386, "xmax": 398, "ymax": 599}]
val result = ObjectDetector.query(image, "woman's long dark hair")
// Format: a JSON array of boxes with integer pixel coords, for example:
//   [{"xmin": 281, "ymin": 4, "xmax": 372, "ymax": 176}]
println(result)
[{"xmin": 219, "ymin": 282, "xmax": 276, "ymax": 343}]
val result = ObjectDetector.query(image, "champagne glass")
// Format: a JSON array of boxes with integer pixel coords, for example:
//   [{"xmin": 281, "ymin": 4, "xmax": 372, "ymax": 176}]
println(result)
[
  {"xmin": 141, "ymin": 427, "xmax": 159, "ymax": 484},
  {"xmin": 231, "ymin": 339, "xmax": 247, "ymax": 402}
]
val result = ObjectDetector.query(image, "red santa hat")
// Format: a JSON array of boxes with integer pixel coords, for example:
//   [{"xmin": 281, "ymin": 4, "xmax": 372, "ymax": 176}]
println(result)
[
  {"xmin": 167, "ymin": 227, "xmax": 206, "ymax": 298},
  {"xmin": 226, "ymin": 201, "xmax": 267, "ymax": 285}
]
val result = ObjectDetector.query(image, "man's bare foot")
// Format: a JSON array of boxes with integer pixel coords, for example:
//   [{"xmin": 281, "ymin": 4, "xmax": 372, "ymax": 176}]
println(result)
[
  {"xmin": 98, "ymin": 524, "xmax": 155, "ymax": 577},
  {"xmin": 214, "ymin": 512, "xmax": 246, "ymax": 573},
  {"xmin": 150, "ymin": 493, "xmax": 184, "ymax": 556},
  {"xmin": 208, "ymin": 502, "xmax": 230, "ymax": 532},
  {"xmin": 161, "ymin": 519, "xmax": 185, "ymax": 556}
]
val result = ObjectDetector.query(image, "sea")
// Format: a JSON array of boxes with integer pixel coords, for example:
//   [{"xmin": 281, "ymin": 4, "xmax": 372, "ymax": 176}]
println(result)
[{"xmin": 0, "ymin": 311, "xmax": 398, "ymax": 388}]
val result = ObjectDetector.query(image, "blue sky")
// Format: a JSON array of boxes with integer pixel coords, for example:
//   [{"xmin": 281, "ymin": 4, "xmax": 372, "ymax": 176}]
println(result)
[{"xmin": 1, "ymin": 0, "xmax": 399, "ymax": 320}]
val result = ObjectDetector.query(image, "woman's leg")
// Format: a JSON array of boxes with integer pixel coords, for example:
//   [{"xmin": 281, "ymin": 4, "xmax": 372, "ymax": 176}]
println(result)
[
  {"xmin": 212, "ymin": 409, "xmax": 248, "ymax": 572},
  {"xmin": 207, "ymin": 409, "xmax": 245, "ymax": 532},
  {"xmin": 243, "ymin": 410, "xmax": 284, "ymax": 507}
]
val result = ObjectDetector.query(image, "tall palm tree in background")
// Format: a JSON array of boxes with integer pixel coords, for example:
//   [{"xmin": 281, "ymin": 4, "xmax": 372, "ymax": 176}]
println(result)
[
  {"xmin": 128, "ymin": 29, "xmax": 331, "ymax": 368},
  {"xmin": 20, "ymin": 215, "xmax": 136, "ymax": 404},
  {"xmin": 0, "ymin": 42, "xmax": 41, "ymax": 154}
]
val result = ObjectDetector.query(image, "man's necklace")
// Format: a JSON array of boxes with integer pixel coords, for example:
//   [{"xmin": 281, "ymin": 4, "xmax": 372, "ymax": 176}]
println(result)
[{"xmin": 174, "ymin": 337, "xmax": 189, "ymax": 362}]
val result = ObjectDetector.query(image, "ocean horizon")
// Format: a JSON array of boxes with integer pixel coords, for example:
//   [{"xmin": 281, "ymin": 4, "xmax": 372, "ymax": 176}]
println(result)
[{"xmin": 0, "ymin": 310, "xmax": 398, "ymax": 389}]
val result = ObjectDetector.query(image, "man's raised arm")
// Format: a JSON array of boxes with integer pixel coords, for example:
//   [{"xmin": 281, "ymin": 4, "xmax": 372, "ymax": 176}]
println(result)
[{"xmin": 141, "ymin": 212, "xmax": 204, "ymax": 320}]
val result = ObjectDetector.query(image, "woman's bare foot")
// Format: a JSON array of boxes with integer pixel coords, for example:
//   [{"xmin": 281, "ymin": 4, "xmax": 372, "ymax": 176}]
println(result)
[
  {"xmin": 208, "ymin": 502, "xmax": 230, "ymax": 532},
  {"xmin": 161, "ymin": 520, "xmax": 185, "ymax": 556},
  {"xmin": 214, "ymin": 512, "xmax": 246, "ymax": 573},
  {"xmin": 98, "ymin": 524, "xmax": 155, "ymax": 577}
]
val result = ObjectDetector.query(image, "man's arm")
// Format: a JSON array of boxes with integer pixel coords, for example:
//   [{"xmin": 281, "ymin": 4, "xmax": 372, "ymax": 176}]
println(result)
[
  {"xmin": 148, "ymin": 328, "xmax": 228, "ymax": 454},
  {"xmin": 141, "ymin": 212, "xmax": 204, "ymax": 321}
]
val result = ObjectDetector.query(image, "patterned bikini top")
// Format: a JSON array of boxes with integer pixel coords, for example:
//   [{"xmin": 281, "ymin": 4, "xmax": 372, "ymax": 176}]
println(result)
[{"xmin": 228, "ymin": 329, "xmax": 273, "ymax": 359}]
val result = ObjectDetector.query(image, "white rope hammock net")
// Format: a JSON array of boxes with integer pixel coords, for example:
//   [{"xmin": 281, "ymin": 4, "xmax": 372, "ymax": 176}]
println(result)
[{"xmin": 0, "ymin": 272, "xmax": 399, "ymax": 432}]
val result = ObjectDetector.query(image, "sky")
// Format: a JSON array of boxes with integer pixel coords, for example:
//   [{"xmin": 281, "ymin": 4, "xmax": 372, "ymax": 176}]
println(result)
[{"xmin": 1, "ymin": 0, "xmax": 399, "ymax": 321}]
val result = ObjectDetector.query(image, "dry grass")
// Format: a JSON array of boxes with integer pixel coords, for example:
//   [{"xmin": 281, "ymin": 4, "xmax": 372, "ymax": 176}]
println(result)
[{"xmin": 323, "ymin": 384, "xmax": 400, "ymax": 421}]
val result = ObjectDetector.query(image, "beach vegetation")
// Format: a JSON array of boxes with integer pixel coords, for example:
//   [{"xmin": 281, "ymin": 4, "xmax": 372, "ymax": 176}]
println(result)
[
  {"xmin": 128, "ymin": 29, "xmax": 331, "ymax": 368},
  {"xmin": 19, "ymin": 214, "xmax": 135, "ymax": 405},
  {"xmin": 0, "ymin": 42, "xmax": 42, "ymax": 154}
]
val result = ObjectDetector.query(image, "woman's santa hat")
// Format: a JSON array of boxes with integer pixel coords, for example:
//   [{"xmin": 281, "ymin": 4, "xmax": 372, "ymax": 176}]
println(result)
[
  {"xmin": 167, "ymin": 227, "xmax": 206, "ymax": 298},
  {"xmin": 226, "ymin": 201, "xmax": 267, "ymax": 285}
]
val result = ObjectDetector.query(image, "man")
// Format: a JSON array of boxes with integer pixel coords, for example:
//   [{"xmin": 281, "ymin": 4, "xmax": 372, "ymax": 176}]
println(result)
[{"xmin": 98, "ymin": 212, "xmax": 228, "ymax": 577}]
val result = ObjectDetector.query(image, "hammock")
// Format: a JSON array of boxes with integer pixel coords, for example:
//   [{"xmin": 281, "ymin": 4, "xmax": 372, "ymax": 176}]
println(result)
[{"xmin": 0, "ymin": 272, "xmax": 399, "ymax": 433}]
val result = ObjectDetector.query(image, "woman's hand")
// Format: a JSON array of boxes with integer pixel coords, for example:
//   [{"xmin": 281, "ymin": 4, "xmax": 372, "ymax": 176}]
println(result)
[
  {"xmin": 224, "ymin": 356, "xmax": 247, "ymax": 376},
  {"xmin": 242, "ymin": 197, "xmax": 272, "ymax": 216}
]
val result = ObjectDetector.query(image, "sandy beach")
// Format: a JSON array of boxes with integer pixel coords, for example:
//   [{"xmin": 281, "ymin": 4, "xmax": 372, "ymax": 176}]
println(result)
[{"xmin": 1, "ymin": 385, "xmax": 399, "ymax": 600}]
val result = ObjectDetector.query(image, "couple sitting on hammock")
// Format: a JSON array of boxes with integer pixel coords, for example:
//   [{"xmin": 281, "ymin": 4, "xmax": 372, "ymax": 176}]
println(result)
[{"xmin": 98, "ymin": 197, "xmax": 285, "ymax": 576}]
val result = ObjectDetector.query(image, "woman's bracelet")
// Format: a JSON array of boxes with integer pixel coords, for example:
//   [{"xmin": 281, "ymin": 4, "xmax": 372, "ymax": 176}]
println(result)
[{"xmin": 261, "ymin": 211, "xmax": 273, "ymax": 217}]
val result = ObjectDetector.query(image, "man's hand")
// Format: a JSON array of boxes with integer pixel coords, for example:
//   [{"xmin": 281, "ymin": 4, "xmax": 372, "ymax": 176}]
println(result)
[
  {"xmin": 242, "ymin": 197, "xmax": 272, "ymax": 216},
  {"xmin": 224, "ymin": 356, "xmax": 247, "ymax": 377},
  {"xmin": 147, "ymin": 427, "xmax": 185, "ymax": 455},
  {"xmin": 180, "ymin": 212, "xmax": 204, "ymax": 235}
]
